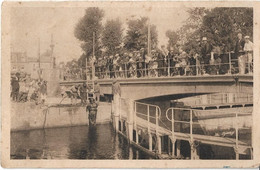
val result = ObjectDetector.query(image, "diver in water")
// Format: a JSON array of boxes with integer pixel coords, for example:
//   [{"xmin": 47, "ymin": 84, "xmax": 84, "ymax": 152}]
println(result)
[{"xmin": 86, "ymin": 98, "xmax": 99, "ymax": 127}]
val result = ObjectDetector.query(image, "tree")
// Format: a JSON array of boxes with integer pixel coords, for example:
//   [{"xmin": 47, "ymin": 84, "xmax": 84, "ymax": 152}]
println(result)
[
  {"xmin": 124, "ymin": 17, "xmax": 158, "ymax": 52},
  {"xmin": 102, "ymin": 18, "xmax": 123, "ymax": 56},
  {"xmin": 176, "ymin": 7, "xmax": 253, "ymax": 54},
  {"xmin": 77, "ymin": 53, "xmax": 87, "ymax": 68},
  {"xmin": 74, "ymin": 7, "xmax": 104, "ymax": 62},
  {"xmin": 200, "ymin": 7, "xmax": 253, "ymax": 51},
  {"xmin": 178, "ymin": 8, "xmax": 209, "ymax": 53},
  {"xmin": 65, "ymin": 59, "xmax": 82, "ymax": 79},
  {"xmin": 165, "ymin": 30, "xmax": 179, "ymax": 50}
]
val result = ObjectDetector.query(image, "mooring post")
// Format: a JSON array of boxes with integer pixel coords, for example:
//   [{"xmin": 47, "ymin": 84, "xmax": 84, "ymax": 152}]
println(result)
[
  {"xmin": 189, "ymin": 109, "xmax": 199, "ymax": 160},
  {"xmin": 149, "ymin": 134, "xmax": 153, "ymax": 151},
  {"xmin": 171, "ymin": 108, "xmax": 176, "ymax": 157},
  {"xmin": 147, "ymin": 105, "xmax": 152, "ymax": 151},
  {"xmin": 136, "ymin": 129, "xmax": 139, "ymax": 144},
  {"xmin": 190, "ymin": 141, "xmax": 200, "ymax": 160},
  {"xmin": 127, "ymin": 99, "xmax": 134, "ymax": 141},
  {"xmin": 119, "ymin": 98, "xmax": 123, "ymax": 132},
  {"xmin": 235, "ymin": 112, "xmax": 239, "ymax": 160},
  {"xmin": 157, "ymin": 135, "xmax": 162, "ymax": 154},
  {"xmin": 129, "ymin": 147, "xmax": 133, "ymax": 160},
  {"xmin": 176, "ymin": 140, "xmax": 181, "ymax": 157},
  {"xmin": 114, "ymin": 95, "xmax": 120, "ymax": 131},
  {"xmin": 134, "ymin": 102, "xmax": 139, "ymax": 144}
]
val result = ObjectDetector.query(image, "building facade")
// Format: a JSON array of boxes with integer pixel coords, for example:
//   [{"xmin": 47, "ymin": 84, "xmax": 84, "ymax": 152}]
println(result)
[{"xmin": 11, "ymin": 50, "xmax": 55, "ymax": 79}]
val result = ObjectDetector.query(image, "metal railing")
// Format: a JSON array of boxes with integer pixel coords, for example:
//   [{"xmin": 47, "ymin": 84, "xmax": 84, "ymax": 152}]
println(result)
[
  {"xmin": 86, "ymin": 60, "xmax": 253, "ymax": 80},
  {"xmin": 119, "ymin": 99, "xmax": 252, "ymax": 159},
  {"xmin": 134, "ymin": 101, "xmax": 162, "ymax": 135},
  {"xmin": 165, "ymin": 107, "xmax": 252, "ymax": 159},
  {"xmin": 61, "ymin": 52, "xmax": 253, "ymax": 81},
  {"xmin": 133, "ymin": 101, "xmax": 163, "ymax": 152}
]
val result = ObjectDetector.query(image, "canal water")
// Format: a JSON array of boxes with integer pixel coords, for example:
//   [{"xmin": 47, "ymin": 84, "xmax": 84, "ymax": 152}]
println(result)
[{"xmin": 11, "ymin": 123, "xmax": 154, "ymax": 159}]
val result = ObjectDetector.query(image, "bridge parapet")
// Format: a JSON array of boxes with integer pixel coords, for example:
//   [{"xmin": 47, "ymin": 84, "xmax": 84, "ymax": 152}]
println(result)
[{"xmin": 59, "ymin": 74, "xmax": 253, "ymax": 101}]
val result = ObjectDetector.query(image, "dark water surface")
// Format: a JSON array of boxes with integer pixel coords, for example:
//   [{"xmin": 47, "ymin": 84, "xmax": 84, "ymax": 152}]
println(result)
[{"xmin": 11, "ymin": 123, "xmax": 154, "ymax": 159}]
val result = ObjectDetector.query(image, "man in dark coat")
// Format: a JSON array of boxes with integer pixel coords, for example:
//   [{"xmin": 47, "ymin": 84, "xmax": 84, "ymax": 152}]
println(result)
[
  {"xmin": 200, "ymin": 37, "xmax": 212, "ymax": 74},
  {"xmin": 157, "ymin": 51, "xmax": 164, "ymax": 77},
  {"xmin": 11, "ymin": 76, "xmax": 19, "ymax": 101}
]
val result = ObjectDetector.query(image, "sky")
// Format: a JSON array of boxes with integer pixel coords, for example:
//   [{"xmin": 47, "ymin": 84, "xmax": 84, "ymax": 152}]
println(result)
[{"xmin": 11, "ymin": 5, "xmax": 189, "ymax": 63}]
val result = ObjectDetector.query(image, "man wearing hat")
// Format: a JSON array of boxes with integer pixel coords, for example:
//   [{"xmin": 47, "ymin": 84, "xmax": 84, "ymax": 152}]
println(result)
[
  {"xmin": 234, "ymin": 32, "xmax": 245, "ymax": 74},
  {"xmin": 140, "ymin": 48, "xmax": 148, "ymax": 77},
  {"xmin": 200, "ymin": 37, "xmax": 212, "ymax": 74},
  {"xmin": 108, "ymin": 55, "xmax": 114, "ymax": 78},
  {"xmin": 244, "ymin": 35, "xmax": 253, "ymax": 74},
  {"xmin": 114, "ymin": 54, "xmax": 120, "ymax": 78},
  {"xmin": 136, "ymin": 52, "xmax": 143, "ymax": 78}
]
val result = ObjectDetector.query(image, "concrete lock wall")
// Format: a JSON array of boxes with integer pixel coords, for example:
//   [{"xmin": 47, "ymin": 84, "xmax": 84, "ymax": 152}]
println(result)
[{"xmin": 11, "ymin": 102, "xmax": 112, "ymax": 131}]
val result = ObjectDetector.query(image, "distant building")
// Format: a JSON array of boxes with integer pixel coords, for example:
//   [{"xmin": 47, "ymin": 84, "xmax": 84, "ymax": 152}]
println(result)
[
  {"xmin": 11, "ymin": 49, "xmax": 55, "ymax": 79},
  {"xmin": 11, "ymin": 52, "xmax": 27, "ymax": 72}
]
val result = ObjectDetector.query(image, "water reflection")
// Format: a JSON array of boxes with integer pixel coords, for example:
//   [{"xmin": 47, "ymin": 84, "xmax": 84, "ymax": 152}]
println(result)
[{"xmin": 11, "ymin": 124, "xmax": 154, "ymax": 159}]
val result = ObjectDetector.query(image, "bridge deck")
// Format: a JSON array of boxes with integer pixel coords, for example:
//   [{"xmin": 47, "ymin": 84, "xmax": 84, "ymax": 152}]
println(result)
[{"xmin": 134, "ymin": 117, "xmax": 250, "ymax": 149}]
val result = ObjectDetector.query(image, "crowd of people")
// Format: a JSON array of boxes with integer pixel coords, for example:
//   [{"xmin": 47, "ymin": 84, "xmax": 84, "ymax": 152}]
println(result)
[
  {"xmin": 86, "ymin": 33, "xmax": 253, "ymax": 79},
  {"xmin": 11, "ymin": 73, "xmax": 47, "ymax": 105}
]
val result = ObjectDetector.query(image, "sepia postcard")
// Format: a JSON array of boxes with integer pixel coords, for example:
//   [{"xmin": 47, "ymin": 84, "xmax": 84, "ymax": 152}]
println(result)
[{"xmin": 1, "ymin": 1, "xmax": 260, "ymax": 168}]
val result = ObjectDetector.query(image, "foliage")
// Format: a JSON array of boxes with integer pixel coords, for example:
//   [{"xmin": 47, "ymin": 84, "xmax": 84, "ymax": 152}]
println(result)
[
  {"xmin": 102, "ymin": 18, "xmax": 123, "ymax": 56},
  {"xmin": 65, "ymin": 59, "xmax": 81, "ymax": 75},
  {"xmin": 74, "ymin": 7, "xmax": 105, "ymax": 61},
  {"xmin": 77, "ymin": 53, "xmax": 87, "ymax": 68},
  {"xmin": 200, "ymin": 7, "xmax": 253, "ymax": 51},
  {"xmin": 178, "ymin": 8, "xmax": 209, "ymax": 53},
  {"xmin": 124, "ymin": 17, "xmax": 158, "ymax": 52},
  {"xmin": 177, "ymin": 7, "xmax": 253, "ymax": 54},
  {"xmin": 165, "ymin": 30, "xmax": 179, "ymax": 51}
]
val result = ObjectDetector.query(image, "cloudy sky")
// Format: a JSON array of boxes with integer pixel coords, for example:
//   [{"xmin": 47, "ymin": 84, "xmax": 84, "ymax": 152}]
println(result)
[{"xmin": 11, "ymin": 4, "xmax": 189, "ymax": 63}]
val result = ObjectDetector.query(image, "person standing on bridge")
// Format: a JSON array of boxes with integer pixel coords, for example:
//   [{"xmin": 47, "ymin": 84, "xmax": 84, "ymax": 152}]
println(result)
[
  {"xmin": 200, "ymin": 37, "xmax": 212, "ymax": 75},
  {"xmin": 234, "ymin": 32, "xmax": 245, "ymax": 74},
  {"xmin": 244, "ymin": 35, "xmax": 253, "ymax": 74}
]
